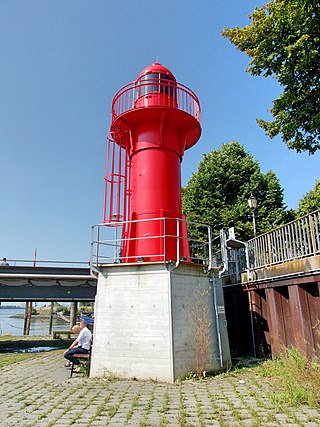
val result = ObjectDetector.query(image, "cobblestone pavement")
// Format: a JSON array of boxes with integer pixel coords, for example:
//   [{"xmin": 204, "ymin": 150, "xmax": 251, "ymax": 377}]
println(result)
[{"xmin": 0, "ymin": 351, "xmax": 319, "ymax": 427}]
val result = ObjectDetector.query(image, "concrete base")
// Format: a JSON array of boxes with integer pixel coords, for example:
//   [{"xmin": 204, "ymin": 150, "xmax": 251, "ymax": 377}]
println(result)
[{"xmin": 90, "ymin": 262, "xmax": 231, "ymax": 383}]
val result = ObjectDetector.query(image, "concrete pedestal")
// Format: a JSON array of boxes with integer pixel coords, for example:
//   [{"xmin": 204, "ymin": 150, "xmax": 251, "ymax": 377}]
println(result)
[{"xmin": 90, "ymin": 262, "xmax": 231, "ymax": 382}]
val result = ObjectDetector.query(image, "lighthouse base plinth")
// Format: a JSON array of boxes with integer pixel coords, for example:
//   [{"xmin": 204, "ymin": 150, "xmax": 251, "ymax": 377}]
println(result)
[{"xmin": 90, "ymin": 263, "xmax": 231, "ymax": 383}]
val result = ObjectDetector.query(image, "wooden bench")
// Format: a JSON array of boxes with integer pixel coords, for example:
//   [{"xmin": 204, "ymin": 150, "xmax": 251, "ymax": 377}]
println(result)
[
  {"xmin": 70, "ymin": 351, "xmax": 91, "ymax": 377},
  {"xmin": 53, "ymin": 330, "xmax": 72, "ymax": 339}
]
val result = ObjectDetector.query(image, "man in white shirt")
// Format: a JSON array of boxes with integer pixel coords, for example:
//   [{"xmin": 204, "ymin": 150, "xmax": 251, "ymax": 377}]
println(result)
[{"xmin": 63, "ymin": 320, "xmax": 92, "ymax": 367}]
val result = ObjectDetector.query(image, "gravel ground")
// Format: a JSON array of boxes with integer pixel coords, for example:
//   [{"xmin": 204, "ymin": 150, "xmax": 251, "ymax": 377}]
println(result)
[{"xmin": 0, "ymin": 351, "xmax": 319, "ymax": 427}]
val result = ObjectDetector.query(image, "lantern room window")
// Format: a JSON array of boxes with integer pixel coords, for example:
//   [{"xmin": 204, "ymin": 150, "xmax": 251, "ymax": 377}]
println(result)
[{"xmin": 136, "ymin": 73, "xmax": 176, "ymax": 97}]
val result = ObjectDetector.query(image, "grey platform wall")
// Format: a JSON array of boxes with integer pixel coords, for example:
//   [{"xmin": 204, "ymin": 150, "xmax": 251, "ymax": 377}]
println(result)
[{"xmin": 90, "ymin": 263, "xmax": 231, "ymax": 382}]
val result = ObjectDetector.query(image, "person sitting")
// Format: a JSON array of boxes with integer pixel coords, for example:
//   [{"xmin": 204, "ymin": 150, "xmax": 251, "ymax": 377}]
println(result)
[
  {"xmin": 0, "ymin": 258, "xmax": 9, "ymax": 266},
  {"xmin": 63, "ymin": 320, "xmax": 92, "ymax": 367}
]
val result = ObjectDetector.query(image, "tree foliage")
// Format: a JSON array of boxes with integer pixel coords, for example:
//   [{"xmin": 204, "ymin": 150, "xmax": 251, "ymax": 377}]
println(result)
[
  {"xmin": 222, "ymin": 0, "xmax": 320, "ymax": 154},
  {"xmin": 296, "ymin": 180, "xmax": 320, "ymax": 217},
  {"xmin": 182, "ymin": 141, "xmax": 289, "ymax": 241}
]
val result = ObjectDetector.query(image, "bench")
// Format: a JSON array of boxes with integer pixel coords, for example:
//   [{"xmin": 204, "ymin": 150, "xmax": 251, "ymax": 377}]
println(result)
[
  {"xmin": 53, "ymin": 330, "xmax": 72, "ymax": 339},
  {"xmin": 70, "ymin": 352, "xmax": 91, "ymax": 377}
]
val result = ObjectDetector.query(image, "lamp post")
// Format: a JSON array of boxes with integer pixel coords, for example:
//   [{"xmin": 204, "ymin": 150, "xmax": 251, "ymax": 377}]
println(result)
[{"xmin": 248, "ymin": 194, "xmax": 257, "ymax": 237}]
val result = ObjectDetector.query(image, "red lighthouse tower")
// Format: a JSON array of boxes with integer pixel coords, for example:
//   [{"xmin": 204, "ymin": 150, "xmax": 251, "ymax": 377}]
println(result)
[
  {"xmin": 91, "ymin": 64, "xmax": 231, "ymax": 383},
  {"xmin": 104, "ymin": 63, "xmax": 201, "ymax": 262}
]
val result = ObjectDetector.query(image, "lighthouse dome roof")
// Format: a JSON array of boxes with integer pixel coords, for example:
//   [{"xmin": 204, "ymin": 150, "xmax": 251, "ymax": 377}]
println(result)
[{"xmin": 136, "ymin": 63, "xmax": 176, "ymax": 81}]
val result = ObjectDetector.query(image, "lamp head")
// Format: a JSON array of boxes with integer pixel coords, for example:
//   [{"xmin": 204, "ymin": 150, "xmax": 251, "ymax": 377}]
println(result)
[{"xmin": 248, "ymin": 194, "xmax": 257, "ymax": 210}]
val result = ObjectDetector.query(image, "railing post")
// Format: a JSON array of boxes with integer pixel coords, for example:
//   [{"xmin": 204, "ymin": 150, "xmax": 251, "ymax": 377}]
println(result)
[
  {"xmin": 235, "ymin": 250, "xmax": 239, "ymax": 280},
  {"xmin": 315, "ymin": 211, "xmax": 320, "ymax": 253},
  {"xmin": 309, "ymin": 213, "xmax": 317, "ymax": 256},
  {"xmin": 163, "ymin": 218, "xmax": 166, "ymax": 263},
  {"xmin": 176, "ymin": 218, "xmax": 180, "ymax": 268},
  {"xmin": 267, "ymin": 233, "xmax": 272, "ymax": 266},
  {"xmin": 96, "ymin": 225, "xmax": 100, "ymax": 269},
  {"xmin": 90, "ymin": 225, "xmax": 95, "ymax": 273}
]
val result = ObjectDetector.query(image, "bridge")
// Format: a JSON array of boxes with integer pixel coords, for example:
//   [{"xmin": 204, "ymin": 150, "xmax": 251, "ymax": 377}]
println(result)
[
  {"xmin": 222, "ymin": 209, "xmax": 320, "ymax": 360},
  {"xmin": 0, "ymin": 262, "xmax": 97, "ymax": 301}
]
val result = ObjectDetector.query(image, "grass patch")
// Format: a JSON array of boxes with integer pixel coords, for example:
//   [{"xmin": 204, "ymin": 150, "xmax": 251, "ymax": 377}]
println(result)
[
  {"xmin": 0, "ymin": 352, "xmax": 40, "ymax": 368},
  {"xmin": 257, "ymin": 348, "xmax": 320, "ymax": 407},
  {"xmin": 182, "ymin": 357, "xmax": 262, "ymax": 381},
  {"xmin": 178, "ymin": 389, "xmax": 188, "ymax": 426},
  {"xmin": 125, "ymin": 392, "xmax": 141, "ymax": 423},
  {"xmin": 231, "ymin": 356, "xmax": 262, "ymax": 371}
]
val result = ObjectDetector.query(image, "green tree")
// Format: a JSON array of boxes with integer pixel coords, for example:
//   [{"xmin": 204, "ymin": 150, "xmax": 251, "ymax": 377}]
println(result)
[
  {"xmin": 222, "ymin": 0, "xmax": 320, "ymax": 154},
  {"xmin": 296, "ymin": 180, "xmax": 320, "ymax": 217},
  {"xmin": 182, "ymin": 141, "xmax": 289, "ymax": 241}
]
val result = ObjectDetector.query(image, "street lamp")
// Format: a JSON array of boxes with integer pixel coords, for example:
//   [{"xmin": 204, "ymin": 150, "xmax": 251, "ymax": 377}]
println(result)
[{"xmin": 248, "ymin": 194, "xmax": 257, "ymax": 237}]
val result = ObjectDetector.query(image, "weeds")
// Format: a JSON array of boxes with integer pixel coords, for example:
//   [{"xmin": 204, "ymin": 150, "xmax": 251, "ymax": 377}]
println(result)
[
  {"xmin": 194, "ymin": 392, "xmax": 206, "ymax": 427},
  {"xmin": 178, "ymin": 389, "xmax": 188, "ymax": 426},
  {"xmin": 140, "ymin": 385, "xmax": 156, "ymax": 426},
  {"xmin": 258, "ymin": 347, "xmax": 320, "ymax": 407},
  {"xmin": 156, "ymin": 388, "xmax": 169, "ymax": 426},
  {"xmin": 106, "ymin": 404, "xmax": 119, "ymax": 417},
  {"xmin": 189, "ymin": 284, "xmax": 213, "ymax": 379},
  {"xmin": 125, "ymin": 390, "xmax": 141, "ymax": 423},
  {"xmin": 160, "ymin": 389, "xmax": 169, "ymax": 414}
]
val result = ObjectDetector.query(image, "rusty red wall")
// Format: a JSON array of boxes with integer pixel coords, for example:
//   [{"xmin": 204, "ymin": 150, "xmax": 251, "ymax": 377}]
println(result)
[
  {"xmin": 248, "ymin": 279, "xmax": 320, "ymax": 359},
  {"xmin": 224, "ymin": 277, "xmax": 320, "ymax": 359}
]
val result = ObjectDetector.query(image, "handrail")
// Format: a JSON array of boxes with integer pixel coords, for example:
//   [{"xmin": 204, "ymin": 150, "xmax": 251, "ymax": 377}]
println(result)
[
  {"xmin": 2, "ymin": 260, "xmax": 90, "ymax": 268},
  {"xmin": 247, "ymin": 209, "xmax": 320, "ymax": 269},
  {"xmin": 90, "ymin": 217, "xmax": 212, "ymax": 274},
  {"xmin": 111, "ymin": 79, "xmax": 201, "ymax": 123}
]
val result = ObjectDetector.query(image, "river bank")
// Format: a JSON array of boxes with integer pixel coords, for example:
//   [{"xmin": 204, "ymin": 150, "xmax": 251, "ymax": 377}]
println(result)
[
  {"xmin": 0, "ymin": 307, "xmax": 70, "ymax": 336},
  {"xmin": 11, "ymin": 313, "xmax": 69, "ymax": 321},
  {"xmin": 0, "ymin": 335, "xmax": 74, "ymax": 352}
]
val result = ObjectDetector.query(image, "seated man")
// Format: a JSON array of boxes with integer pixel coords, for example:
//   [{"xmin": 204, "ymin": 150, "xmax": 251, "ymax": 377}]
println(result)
[{"xmin": 63, "ymin": 320, "xmax": 92, "ymax": 367}]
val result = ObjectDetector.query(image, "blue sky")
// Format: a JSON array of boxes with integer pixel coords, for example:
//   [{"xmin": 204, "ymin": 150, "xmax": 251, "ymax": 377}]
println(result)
[{"xmin": 0, "ymin": 0, "xmax": 318, "ymax": 263}]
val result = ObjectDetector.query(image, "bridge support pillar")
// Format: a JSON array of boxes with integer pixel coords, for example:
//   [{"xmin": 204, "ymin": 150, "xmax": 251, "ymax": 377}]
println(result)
[
  {"xmin": 70, "ymin": 302, "xmax": 78, "ymax": 328},
  {"xmin": 90, "ymin": 263, "xmax": 231, "ymax": 383}
]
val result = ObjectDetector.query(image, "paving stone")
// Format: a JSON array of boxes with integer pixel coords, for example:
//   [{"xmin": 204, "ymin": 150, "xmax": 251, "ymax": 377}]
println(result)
[{"xmin": 0, "ymin": 351, "xmax": 319, "ymax": 427}]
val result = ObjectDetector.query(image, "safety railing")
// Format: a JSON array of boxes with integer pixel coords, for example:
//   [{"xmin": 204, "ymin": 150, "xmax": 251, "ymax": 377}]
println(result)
[
  {"xmin": 221, "ymin": 248, "xmax": 247, "ymax": 279},
  {"xmin": 212, "ymin": 235, "xmax": 247, "ymax": 281},
  {"xmin": 90, "ymin": 217, "xmax": 212, "ymax": 274},
  {"xmin": 0, "ymin": 260, "xmax": 89, "ymax": 268},
  {"xmin": 111, "ymin": 79, "xmax": 201, "ymax": 123},
  {"xmin": 248, "ymin": 209, "xmax": 320, "ymax": 269}
]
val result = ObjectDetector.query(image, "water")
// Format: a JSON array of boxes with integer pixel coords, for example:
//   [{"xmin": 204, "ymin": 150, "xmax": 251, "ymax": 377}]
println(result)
[
  {"xmin": 0, "ymin": 307, "xmax": 69, "ymax": 336},
  {"xmin": 0, "ymin": 346, "xmax": 61, "ymax": 353}
]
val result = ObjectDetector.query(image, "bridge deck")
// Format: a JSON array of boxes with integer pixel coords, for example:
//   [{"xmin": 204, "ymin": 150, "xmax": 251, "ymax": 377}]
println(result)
[{"xmin": 0, "ymin": 266, "xmax": 97, "ymax": 302}]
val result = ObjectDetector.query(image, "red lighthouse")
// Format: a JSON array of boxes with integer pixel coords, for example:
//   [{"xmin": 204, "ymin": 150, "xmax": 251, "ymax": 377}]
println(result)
[
  {"xmin": 104, "ymin": 63, "xmax": 201, "ymax": 262},
  {"xmin": 91, "ymin": 64, "xmax": 231, "ymax": 383}
]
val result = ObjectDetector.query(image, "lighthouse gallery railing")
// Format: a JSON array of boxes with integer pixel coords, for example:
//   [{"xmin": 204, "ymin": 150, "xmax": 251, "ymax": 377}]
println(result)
[
  {"xmin": 111, "ymin": 78, "xmax": 201, "ymax": 122},
  {"xmin": 90, "ymin": 217, "xmax": 212, "ymax": 274}
]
